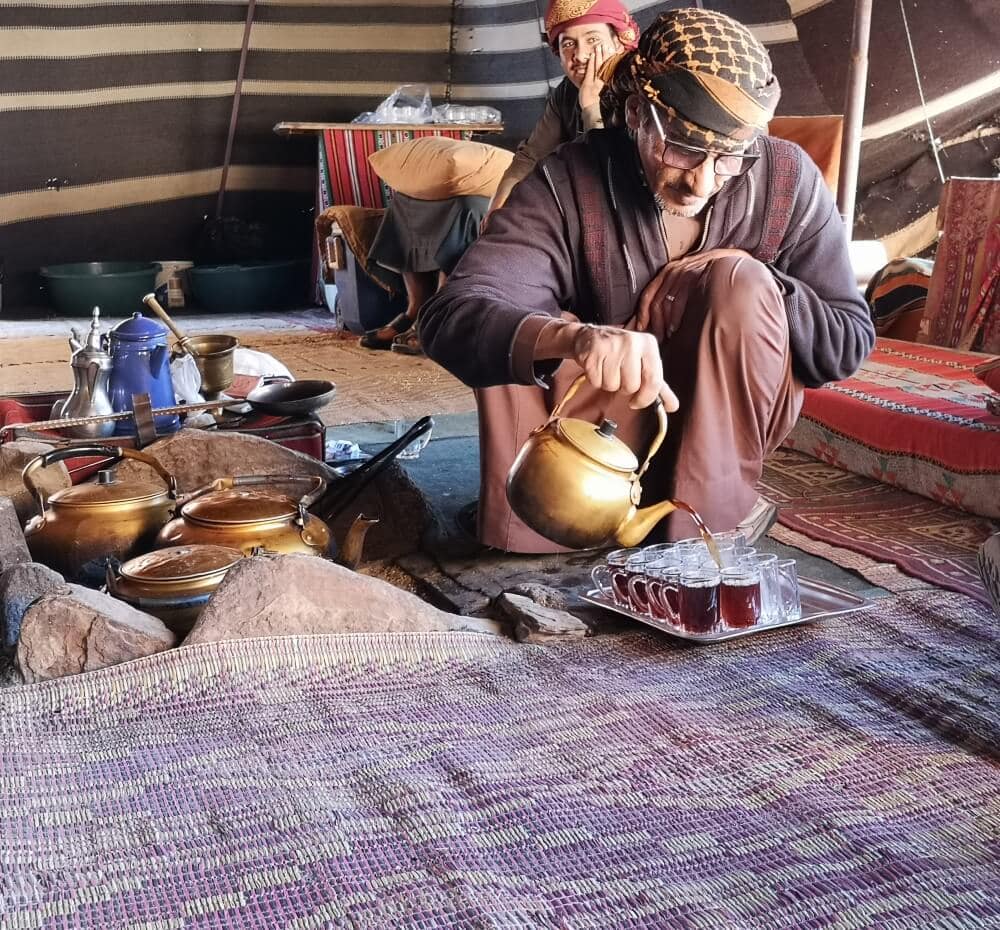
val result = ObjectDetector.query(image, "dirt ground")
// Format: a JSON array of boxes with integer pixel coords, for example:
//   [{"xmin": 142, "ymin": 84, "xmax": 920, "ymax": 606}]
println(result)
[{"xmin": 0, "ymin": 327, "xmax": 476, "ymax": 426}]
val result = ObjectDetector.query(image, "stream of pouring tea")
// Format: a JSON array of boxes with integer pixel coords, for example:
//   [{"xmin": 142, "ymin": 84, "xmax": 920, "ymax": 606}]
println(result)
[{"xmin": 670, "ymin": 500, "xmax": 723, "ymax": 568}]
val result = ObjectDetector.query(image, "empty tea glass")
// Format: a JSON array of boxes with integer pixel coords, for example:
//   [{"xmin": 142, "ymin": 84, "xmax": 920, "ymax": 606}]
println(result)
[
  {"xmin": 393, "ymin": 418, "xmax": 433, "ymax": 460},
  {"xmin": 678, "ymin": 566, "xmax": 720, "ymax": 634},
  {"xmin": 774, "ymin": 558, "xmax": 802, "ymax": 621},
  {"xmin": 719, "ymin": 565, "xmax": 762, "ymax": 629},
  {"xmin": 739, "ymin": 552, "xmax": 779, "ymax": 623},
  {"xmin": 712, "ymin": 530, "xmax": 748, "ymax": 549}
]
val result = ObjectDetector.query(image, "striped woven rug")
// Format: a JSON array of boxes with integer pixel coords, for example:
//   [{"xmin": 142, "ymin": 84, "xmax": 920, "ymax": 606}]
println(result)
[
  {"xmin": 761, "ymin": 448, "xmax": 997, "ymax": 604},
  {"xmin": 2, "ymin": 591, "xmax": 998, "ymax": 928}
]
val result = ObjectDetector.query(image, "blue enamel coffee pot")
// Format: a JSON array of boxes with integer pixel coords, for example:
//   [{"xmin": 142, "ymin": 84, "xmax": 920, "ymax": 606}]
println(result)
[{"xmin": 107, "ymin": 312, "xmax": 181, "ymax": 436}]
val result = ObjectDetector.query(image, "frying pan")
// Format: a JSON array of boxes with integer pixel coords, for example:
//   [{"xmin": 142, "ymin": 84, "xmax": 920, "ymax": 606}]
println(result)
[
  {"xmin": 0, "ymin": 379, "xmax": 337, "ymax": 438},
  {"xmin": 244, "ymin": 379, "xmax": 336, "ymax": 416}
]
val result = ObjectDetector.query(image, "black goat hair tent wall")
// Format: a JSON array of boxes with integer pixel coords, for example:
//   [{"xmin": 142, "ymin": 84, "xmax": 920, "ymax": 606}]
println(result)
[{"xmin": 1, "ymin": 0, "xmax": 997, "ymax": 308}]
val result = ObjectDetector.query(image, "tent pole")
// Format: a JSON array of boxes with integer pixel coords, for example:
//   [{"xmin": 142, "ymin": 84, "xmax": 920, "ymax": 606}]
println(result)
[{"xmin": 837, "ymin": 0, "xmax": 873, "ymax": 238}]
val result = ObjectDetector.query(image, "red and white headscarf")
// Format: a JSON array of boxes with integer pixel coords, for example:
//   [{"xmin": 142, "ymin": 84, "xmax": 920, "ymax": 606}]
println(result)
[{"xmin": 544, "ymin": 0, "xmax": 640, "ymax": 52}]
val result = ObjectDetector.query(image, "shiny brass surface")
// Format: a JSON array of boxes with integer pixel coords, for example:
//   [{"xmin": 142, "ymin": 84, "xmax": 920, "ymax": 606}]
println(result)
[
  {"xmin": 108, "ymin": 544, "xmax": 243, "ymax": 634},
  {"xmin": 505, "ymin": 374, "xmax": 676, "ymax": 549},
  {"xmin": 185, "ymin": 334, "xmax": 238, "ymax": 400},
  {"xmin": 22, "ymin": 446, "xmax": 178, "ymax": 582},
  {"xmin": 155, "ymin": 474, "xmax": 331, "ymax": 557}
]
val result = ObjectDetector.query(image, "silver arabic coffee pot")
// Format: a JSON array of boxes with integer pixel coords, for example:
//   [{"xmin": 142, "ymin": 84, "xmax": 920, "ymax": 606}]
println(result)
[{"xmin": 52, "ymin": 306, "xmax": 116, "ymax": 437}]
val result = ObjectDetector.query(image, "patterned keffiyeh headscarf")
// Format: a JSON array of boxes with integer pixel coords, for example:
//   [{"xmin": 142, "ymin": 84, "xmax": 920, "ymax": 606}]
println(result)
[
  {"xmin": 544, "ymin": 0, "xmax": 640, "ymax": 51},
  {"xmin": 603, "ymin": 8, "xmax": 781, "ymax": 153}
]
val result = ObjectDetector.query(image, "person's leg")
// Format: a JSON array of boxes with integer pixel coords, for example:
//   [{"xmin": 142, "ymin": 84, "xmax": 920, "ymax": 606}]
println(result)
[{"xmin": 651, "ymin": 254, "xmax": 803, "ymax": 539}]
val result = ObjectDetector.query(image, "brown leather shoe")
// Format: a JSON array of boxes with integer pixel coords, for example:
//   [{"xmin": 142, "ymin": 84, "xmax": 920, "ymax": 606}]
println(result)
[{"xmin": 359, "ymin": 313, "xmax": 412, "ymax": 350}]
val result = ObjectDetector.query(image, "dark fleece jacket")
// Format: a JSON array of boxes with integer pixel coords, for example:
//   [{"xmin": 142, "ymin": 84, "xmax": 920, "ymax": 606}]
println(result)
[{"xmin": 420, "ymin": 128, "xmax": 874, "ymax": 389}]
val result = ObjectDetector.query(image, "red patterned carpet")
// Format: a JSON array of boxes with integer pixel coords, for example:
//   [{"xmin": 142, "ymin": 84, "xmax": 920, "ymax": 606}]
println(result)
[{"xmin": 760, "ymin": 449, "xmax": 996, "ymax": 603}]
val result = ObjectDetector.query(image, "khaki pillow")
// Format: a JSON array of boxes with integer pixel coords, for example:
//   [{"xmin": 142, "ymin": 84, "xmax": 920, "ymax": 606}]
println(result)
[{"xmin": 368, "ymin": 137, "xmax": 514, "ymax": 201}]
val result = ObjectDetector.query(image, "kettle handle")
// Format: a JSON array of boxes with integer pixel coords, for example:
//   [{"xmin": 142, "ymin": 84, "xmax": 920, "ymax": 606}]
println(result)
[
  {"xmin": 22, "ymin": 444, "xmax": 178, "ymax": 515},
  {"xmin": 635, "ymin": 397, "xmax": 667, "ymax": 481},
  {"xmin": 548, "ymin": 374, "xmax": 668, "ymax": 479}
]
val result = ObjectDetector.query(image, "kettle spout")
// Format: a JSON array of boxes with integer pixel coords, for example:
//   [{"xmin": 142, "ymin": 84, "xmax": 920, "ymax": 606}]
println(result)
[
  {"xmin": 338, "ymin": 513, "xmax": 379, "ymax": 569},
  {"xmin": 614, "ymin": 500, "xmax": 677, "ymax": 548}
]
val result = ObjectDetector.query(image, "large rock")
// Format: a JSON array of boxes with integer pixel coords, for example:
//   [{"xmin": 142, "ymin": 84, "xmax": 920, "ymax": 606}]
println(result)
[
  {"xmin": 0, "ymin": 497, "xmax": 30, "ymax": 573},
  {"xmin": 0, "ymin": 562, "xmax": 68, "ymax": 654},
  {"xmin": 17, "ymin": 584, "xmax": 176, "ymax": 683},
  {"xmin": 0, "ymin": 439, "xmax": 71, "ymax": 523},
  {"xmin": 184, "ymin": 552, "xmax": 502, "ymax": 645},
  {"xmin": 323, "ymin": 462, "xmax": 433, "ymax": 562},
  {"xmin": 495, "ymin": 591, "xmax": 590, "ymax": 643},
  {"xmin": 114, "ymin": 428, "xmax": 332, "ymax": 494}
]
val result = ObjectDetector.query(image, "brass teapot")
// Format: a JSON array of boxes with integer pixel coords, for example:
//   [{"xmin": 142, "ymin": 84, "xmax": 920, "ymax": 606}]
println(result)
[
  {"xmin": 23, "ymin": 445, "xmax": 178, "ymax": 583},
  {"xmin": 505, "ymin": 375, "xmax": 676, "ymax": 549},
  {"xmin": 155, "ymin": 474, "xmax": 332, "ymax": 557}
]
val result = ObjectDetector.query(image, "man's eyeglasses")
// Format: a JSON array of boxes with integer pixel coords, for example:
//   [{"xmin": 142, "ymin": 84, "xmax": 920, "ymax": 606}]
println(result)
[{"xmin": 647, "ymin": 102, "xmax": 758, "ymax": 179}]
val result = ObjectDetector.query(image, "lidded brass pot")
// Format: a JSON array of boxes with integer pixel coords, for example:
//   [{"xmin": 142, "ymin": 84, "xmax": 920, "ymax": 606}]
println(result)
[
  {"xmin": 22, "ymin": 445, "xmax": 178, "ymax": 583},
  {"xmin": 155, "ymin": 474, "xmax": 331, "ymax": 556},
  {"xmin": 505, "ymin": 375, "xmax": 676, "ymax": 549},
  {"xmin": 106, "ymin": 544, "xmax": 244, "ymax": 634}
]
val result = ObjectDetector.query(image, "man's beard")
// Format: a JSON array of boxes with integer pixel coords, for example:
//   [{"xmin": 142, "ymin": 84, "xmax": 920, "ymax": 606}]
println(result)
[{"xmin": 653, "ymin": 193, "xmax": 705, "ymax": 218}]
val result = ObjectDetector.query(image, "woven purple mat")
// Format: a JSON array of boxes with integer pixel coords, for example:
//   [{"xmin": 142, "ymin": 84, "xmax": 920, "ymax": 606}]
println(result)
[{"xmin": 2, "ymin": 591, "xmax": 998, "ymax": 929}]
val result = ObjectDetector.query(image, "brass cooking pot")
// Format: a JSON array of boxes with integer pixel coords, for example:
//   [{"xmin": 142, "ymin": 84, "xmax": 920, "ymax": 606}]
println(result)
[
  {"xmin": 106, "ymin": 544, "xmax": 244, "ymax": 634},
  {"xmin": 22, "ymin": 445, "xmax": 178, "ymax": 583},
  {"xmin": 155, "ymin": 474, "xmax": 331, "ymax": 556},
  {"xmin": 505, "ymin": 374, "xmax": 676, "ymax": 550}
]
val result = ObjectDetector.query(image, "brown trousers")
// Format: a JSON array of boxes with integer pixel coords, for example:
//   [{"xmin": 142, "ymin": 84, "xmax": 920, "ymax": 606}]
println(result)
[{"xmin": 475, "ymin": 255, "xmax": 805, "ymax": 553}]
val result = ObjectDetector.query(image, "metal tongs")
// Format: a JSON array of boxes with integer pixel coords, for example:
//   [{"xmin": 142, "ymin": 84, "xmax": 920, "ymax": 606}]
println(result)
[{"xmin": 315, "ymin": 416, "xmax": 433, "ymax": 521}]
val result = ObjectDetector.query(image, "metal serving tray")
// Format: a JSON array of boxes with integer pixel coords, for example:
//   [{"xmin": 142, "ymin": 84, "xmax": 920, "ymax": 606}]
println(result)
[{"xmin": 581, "ymin": 576, "xmax": 873, "ymax": 644}]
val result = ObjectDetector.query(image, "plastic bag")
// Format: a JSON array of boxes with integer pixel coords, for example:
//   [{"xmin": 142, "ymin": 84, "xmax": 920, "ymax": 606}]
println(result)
[
  {"xmin": 233, "ymin": 347, "xmax": 294, "ymax": 382},
  {"xmin": 171, "ymin": 353, "xmax": 204, "ymax": 405},
  {"xmin": 368, "ymin": 84, "xmax": 434, "ymax": 124},
  {"xmin": 432, "ymin": 104, "xmax": 502, "ymax": 125}
]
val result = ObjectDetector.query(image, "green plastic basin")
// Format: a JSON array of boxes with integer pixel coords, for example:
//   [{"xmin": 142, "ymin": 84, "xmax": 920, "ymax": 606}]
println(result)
[
  {"xmin": 40, "ymin": 262, "xmax": 160, "ymax": 316},
  {"xmin": 190, "ymin": 259, "xmax": 310, "ymax": 312}
]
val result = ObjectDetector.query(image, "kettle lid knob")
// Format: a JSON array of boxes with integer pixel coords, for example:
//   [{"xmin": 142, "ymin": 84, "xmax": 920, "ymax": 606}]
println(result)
[{"xmin": 596, "ymin": 418, "xmax": 618, "ymax": 439}]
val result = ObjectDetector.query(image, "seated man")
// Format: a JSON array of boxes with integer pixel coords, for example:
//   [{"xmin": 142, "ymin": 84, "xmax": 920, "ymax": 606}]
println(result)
[
  {"xmin": 419, "ymin": 8, "xmax": 875, "ymax": 552},
  {"xmin": 358, "ymin": 0, "xmax": 639, "ymax": 355},
  {"xmin": 489, "ymin": 0, "xmax": 639, "ymax": 212}
]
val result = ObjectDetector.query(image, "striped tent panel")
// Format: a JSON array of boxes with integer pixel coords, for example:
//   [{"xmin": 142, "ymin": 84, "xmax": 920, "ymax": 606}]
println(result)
[
  {"xmin": 3, "ymin": 1, "xmax": 995, "ymax": 307},
  {"xmin": 0, "ymin": 0, "xmax": 829, "ymax": 307}
]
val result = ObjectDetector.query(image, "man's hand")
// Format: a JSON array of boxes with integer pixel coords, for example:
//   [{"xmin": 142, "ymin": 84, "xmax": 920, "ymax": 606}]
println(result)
[
  {"xmin": 636, "ymin": 249, "xmax": 749, "ymax": 342},
  {"xmin": 577, "ymin": 44, "xmax": 609, "ymax": 112},
  {"xmin": 535, "ymin": 320, "xmax": 679, "ymax": 411}
]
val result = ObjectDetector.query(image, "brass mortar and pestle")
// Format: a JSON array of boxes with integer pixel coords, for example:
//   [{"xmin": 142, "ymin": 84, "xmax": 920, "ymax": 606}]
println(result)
[{"xmin": 142, "ymin": 293, "xmax": 238, "ymax": 402}]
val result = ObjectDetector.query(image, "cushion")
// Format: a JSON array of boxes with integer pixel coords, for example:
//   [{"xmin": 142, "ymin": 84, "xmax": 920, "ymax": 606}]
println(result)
[
  {"xmin": 782, "ymin": 338, "xmax": 1000, "ymax": 519},
  {"xmin": 768, "ymin": 115, "xmax": 843, "ymax": 195},
  {"xmin": 368, "ymin": 137, "xmax": 514, "ymax": 202},
  {"xmin": 975, "ymin": 355, "xmax": 1000, "ymax": 393},
  {"xmin": 864, "ymin": 257, "xmax": 933, "ymax": 340},
  {"xmin": 918, "ymin": 177, "xmax": 1000, "ymax": 354}
]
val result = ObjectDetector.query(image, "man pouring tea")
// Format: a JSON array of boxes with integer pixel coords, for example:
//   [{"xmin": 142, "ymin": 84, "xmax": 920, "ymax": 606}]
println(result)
[{"xmin": 420, "ymin": 7, "xmax": 875, "ymax": 552}]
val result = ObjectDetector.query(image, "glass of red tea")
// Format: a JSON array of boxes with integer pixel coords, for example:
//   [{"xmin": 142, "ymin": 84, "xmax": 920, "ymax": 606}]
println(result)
[
  {"xmin": 678, "ymin": 567, "xmax": 721, "ymax": 634},
  {"xmin": 590, "ymin": 547, "xmax": 639, "ymax": 606},
  {"xmin": 719, "ymin": 565, "xmax": 762, "ymax": 629}
]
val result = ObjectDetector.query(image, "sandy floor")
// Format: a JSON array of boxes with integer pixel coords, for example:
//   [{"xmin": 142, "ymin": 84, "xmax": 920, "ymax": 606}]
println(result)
[{"xmin": 0, "ymin": 325, "xmax": 476, "ymax": 426}]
